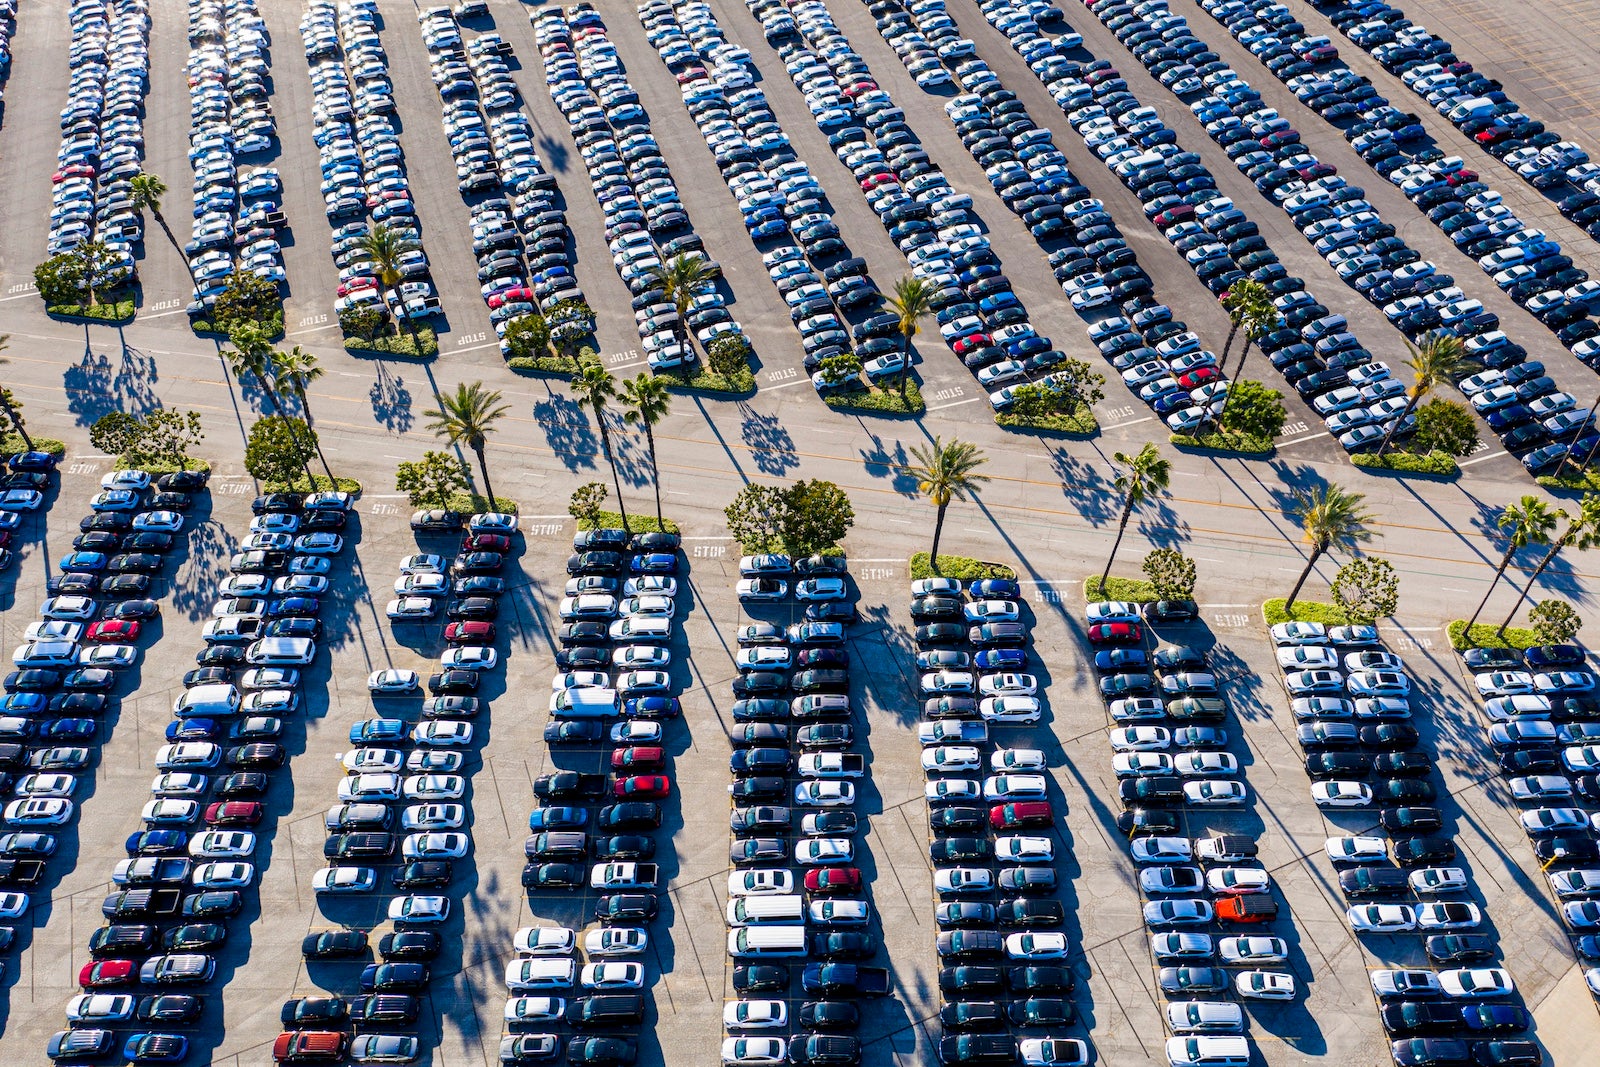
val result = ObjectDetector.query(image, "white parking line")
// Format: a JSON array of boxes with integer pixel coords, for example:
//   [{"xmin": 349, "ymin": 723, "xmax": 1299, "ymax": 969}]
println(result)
[
  {"xmin": 1106, "ymin": 415, "xmax": 1155, "ymax": 428},
  {"xmin": 1275, "ymin": 431, "xmax": 1332, "ymax": 447},
  {"xmin": 927, "ymin": 395, "xmax": 983, "ymax": 411},
  {"xmin": 1458, "ymin": 451, "xmax": 1509, "ymax": 467}
]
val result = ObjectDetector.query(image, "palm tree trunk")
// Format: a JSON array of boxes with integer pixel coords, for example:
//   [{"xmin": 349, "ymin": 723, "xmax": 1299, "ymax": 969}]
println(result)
[
  {"xmin": 153, "ymin": 210, "xmax": 198, "ymax": 288},
  {"xmin": 598, "ymin": 421, "xmax": 629, "ymax": 531},
  {"xmin": 929, "ymin": 502, "xmax": 948, "ymax": 574},
  {"xmin": 1497, "ymin": 541, "xmax": 1562, "ymax": 639},
  {"xmin": 299, "ymin": 391, "xmax": 337, "ymax": 485},
  {"xmin": 1376, "ymin": 392, "xmax": 1421, "ymax": 458},
  {"xmin": 1211, "ymin": 339, "xmax": 1257, "ymax": 437},
  {"xmin": 898, "ymin": 331, "xmax": 912, "ymax": 401},
  {"xmin": 1100, "ymin": 504, "xmax": 1133, "ymax": 595},
  {"xmin": 645, "ymin": 424, "xmax": 663, "ymax": 529},
  {"xmin": 1465, "ymin": 546, "xmax": 1516, "ymax": 632},
  {"xmin": 1194, "ymin": 324, "xmax": 1241, "ymax": 438},
  {"xmin": 1284, "ymin": 546, "xmax": 1325, "ymax": 613},
  {"xmin": 0, "ymin": 391, "xmax": 33, "ymax": 450},
  {"xmin": 471, "ymin": 443, "xmax": 497, "ymax": 510}
]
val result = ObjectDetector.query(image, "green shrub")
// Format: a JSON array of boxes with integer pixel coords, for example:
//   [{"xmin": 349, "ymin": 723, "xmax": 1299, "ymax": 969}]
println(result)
[
  {"xmin": 113, "ymin": 456, "xmax": 211, "ymax": 475},
  {"xmin": 344, "ymin": 323, "xmax": 437, "ymax": 357},
  {"xmin": 1083, "ymin": 576, "xmax": 1158, "ymax": 603},
  {"xmin": 996, "ymin": 408, "xmax": 1098, "ymax": 435},
  {"xmin": 1447, "ymin": 620, "xmax": 1539, "ymax": 651},
  {"xmin": 824, "ymin": 382, "xmax": 924, "ymax": 414},
  {"xmin": 910, "ymin": 552, "xmax": 1016, "ymax": 581},
  {"xmin": 49, "ymin": 298, "xmax": 136, "ymax": 324},
  {"xmin": 446, "ymin": 492, "xmax": 519, "ymax": 514},
  {"xmin": 1170, "ymin": 430, "xmax": 1273, "ymax": 455},
  {"xmin": 1261, "ymin": 598, "xmax": 1350, "ymax": 626},
  {"xmin": 0, "ymin": 435, "xmax": 65, "ymax": 457},
  {"xmin": 191, "ymin": 308, "xmax": 284, "ymax": 339},
  {"xmin": 576, "ymin": 510, "xmax": 681, "ymax": 534},
  {"xmin": 1352, "ymin": 451, "xmax": 1459, "ymax": 476},
  {"xmin": 1535, "ymin": 468, "xmax": 1600, "ymax": 493},
  {"xmin": 659, "ymin": 365, "xmax": 756, "ymax": 395},
  {"xmin": 508, "ymin": 354, "xmax": 597, "ymax": 376},
  {"xmin": 262, "ymin": 474, "xmax": 364, "ymax": 495}
]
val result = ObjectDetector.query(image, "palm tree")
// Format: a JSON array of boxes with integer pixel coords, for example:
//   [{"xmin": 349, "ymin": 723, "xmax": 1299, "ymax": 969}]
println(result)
[
  {"xmin": 74, "ymin": 240, "xmax": 112, "ymax": 308},
  {"xmin": 570, "ymin": 364, "xmax": 628, "ymax": 531},
  {"xmin": 621, "ymin": 374, "xmax": 672, "ymax": 529},
  {"xmin": 360, "ymin": 223, "xmax": 419, "ymax": 346},
  {"xmin": 1100, "ymin": 443, "xmax": 1172, "ymax": 593},
  {"xmin": 907, "ymin": 436, "xmax": 991, "ymax": 573},
  {"xmin": 1465, "ymin": 495, "xmax": 1558, "ymax": 633},
  {"xmin": 0, "ymin": 335, "xmax": 35, "ymax": 451},
  {"xmin": 884, "ymin": 274, "xmax": 933, "ymax": 400},
  {"xmin": 1377, "ymin": 333, "xmax": 1473, "ymax": 457},
  {"xmin": 222, "ymin": 321, "xmax": 281, "ymax": 410},
  {"xmin": 1201, "ymin": 282, "xmax": 1278, "ymax": 436},
  {"xmin": 128, "ymin": 171, "xmax": 194, "ymax": 286},
  {"xmin": 1497, "ymin": 494, "xmax": 1600, "ymax": 639},
  {"xmin": 424, "ymin": 382, "xmax": 510, "ymax": 510},
  {"xmin": 272, "ymin": 346, "xmax": 335, "ymax": 483},
  {"xmin": 648, "ymin": 254, "xmax": 717, "ymax": 356},
  {"xmin": 1284, "ymin": 483, "xmax": 1376, "ymax": 612}
]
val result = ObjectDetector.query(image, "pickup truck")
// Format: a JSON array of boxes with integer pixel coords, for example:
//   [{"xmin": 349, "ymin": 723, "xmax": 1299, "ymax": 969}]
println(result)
[
  {"xmin": 201, "ymin": 616, "xmax": 262, "ymax": 644},
  {"xmin": 101, "ymin": 888, "xmax": 183, "ymax": 921},
  {"xmin": 917, "ymin": 720, "xmax": 988, "ymax": 746},
  {"xmin": 801, "ymin": 963, "xmax": 892, "ymax": 997},
  {"xmin": 589, "ymin": 862, "xmax": 659, "ymax": 891},
  {"xmin": 1196, "ymin": 834, "xmax": 1259, "ymax": 865},
  {"xmin": 0, "ymin": 858, "xmax": 46, "ymax": 887},
  {"xmin": 1215, "ymin": 895, "xmax": 1277, "ymax": 923},
  {"xmin": 797, "ymin": 753, "xmax": 865, "ymax": 779}
]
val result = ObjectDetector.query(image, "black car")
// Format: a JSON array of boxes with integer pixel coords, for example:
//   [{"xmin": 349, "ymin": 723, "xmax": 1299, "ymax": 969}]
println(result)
[
  {"xmin": 136, "ymin": 994, "xmax": 203, "ymax": 1025},
  {"xmin": 939, "ymin": 1001, "xmax": 1006, "ymax": 1033},
  {"xmin": 394, "ymin": 861, "xmax": 452, "ymax": 889},
  {"xmin": 1373, "ymin": 752, "xmax": 1432, "ymax": 778},
  {"xmin": 303, "ymin": 930, "xmax": 370, "ymax": 959},
  {"xmin": 1381, "ymin": 1000, "xmax": 1462, "ymax": 1037},
  {"xmin": 350, "ymin": 994, "xmax": 421, "ymax": 1028},
  {"xmin": 733, "ymin": 965, "xmax": 788, "ymax": 994},
  {"xmin": 164, "ymin": 923, "xmax": 226, "ymax": 952},
  {"xmin": 1380, "ymin": 807, "xmax": 1443, "ymax": 834},
  {"xmin": 1339, "ymin": 867, "xmax": 1410, "ymax": 899},
  {"xmin": 1392, "ymin": 836, "xmax": 1455, "ymax": 865},
  {"xmin": 1426, "ymin": 934, "xmax": 1497, "ymax": 964},
  {"xmin": 929, "ymin": 807, "xmax": 985, "ymax": 834},
  {"xmin": 595, "ymin": 893, "xmax": 657, "ymax": 924}
]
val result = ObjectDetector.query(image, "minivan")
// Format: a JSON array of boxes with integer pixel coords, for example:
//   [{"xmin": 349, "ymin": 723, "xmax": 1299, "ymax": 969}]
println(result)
[
  {"xmin": 174, "ymin": 684, "xmax": 241, "ymax": 719},
  {"xmin": 245, "ymin": 637, "xmax": 316, "ymax": 666},
  {"xmin": 549, "ymin": 688, "xmax": 620, "ymax": 718},
  {"xmin": 1165, "ymin": 1036, "xmax": 1251, "ymax": 1066},
  {"xmin": 726, "ymin": 894, "xmax": 805, "ymax": 927},
  {"xmin": 566, "ymin": 993, "xmax": 645, "ymax": 1029},
  {"xmin": 1165, "ymin": 1000, "xmax": 1245, "ymax": 1034},
  {"xmin": 727, "ymin": 926, "xmax": 807, "ymax": 958}
]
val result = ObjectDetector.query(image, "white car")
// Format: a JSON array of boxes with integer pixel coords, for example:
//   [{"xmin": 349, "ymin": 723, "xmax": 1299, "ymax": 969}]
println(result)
[
  {"xmin": 401, "ymin": 804, "xmax": 465, "ymax": 832},
  {"xmin": 413, "ymin": 721, "xmax": 472, "ymax": 747},
  {"xmin": 389, "ymin": 895, "xmax": 451, "ymax": 924},
  {"xmin": 728, "ymin": 870, "xmax": 794, "ymax": 897},
  {"xmin": 585, "ymin": 927, "xmax": 648, "ymax": 956},
  {"xmin": 1175, "ymin": 752, "xmax": 1238, "ymax": 777},
  {"xmin": 991, "ymin": 749, "xmax": 1046, "ymax": 772},
  {"xmin": 387, "ymin": 597, "xmax": 437, "ymax": 620},
  {"xmin": 724, "ymin": 1000, "xmax": 787, "ymax": 1031},
  {"xmin": 1270, "ymin": 621, "xmax": 1327, "ymax": 645},
  {"xmin": 1130, "ymin": 837, "xmax": 1192, "ymax": 864},
  {"xmin": 41, "ymin": 597, "xmax": 97, "ymax": 620},
  {"xmin": 795, "ymin": 839, "xmax": 852, "ymax": 866},
  {"xmin": 192, "ymin": 861, "xmax": 255, "ymax": 889},
  {"xmin": 1348, "ymin": 904, "xmax": 1417, "ymax": 932},
  {"xmin": 1111, "ymin": 726, "xmax": 1171, "ymax": 751},
  {"xmin": 923, "ymin": 746, "xmax": 982, "ymax": 774},
  {"xmin": 1325, "ymin": 836, "xmax": 1389, "ymax": 864},
  {"xmin": 722, "ymin": 1038, "xmax": 787, "ymax": 1066},
  {"xmin": 441, "ymin": 647, "xmax": 497, "ymax": 671},
  {"xmin": 1476, "ymin": 671, "xmax": 1535, "ymax": 696},
  {"xmin": 1276, "ymin": 645, "xmax": 1339, "ymax": 670},
  {"xmin": 1311, "ymin": 781, "xmax": 1373, "ymax": 808},
  {"xmin": 513, "ymin": 926, "xmax": 576, "ymax": 956},
  {"xmin": 794, "ymin": 578, "xmax": 846, "ymax": 601},
  {"xmin": 1235, "ymin": 971, "xmax": 1296, "ymax": 1000},
  {"xmin": 1371, "ymin": 969, "xmax": 1443, "ymax": 999},
  {"xmin": 581, "ymin": 962, "xmax": 644, "ymax": 990},
  {"xmin": 1409, "ymin": 867, "xmax": 1470, "ymax": 895},
  {"xmin": 1437, "ymin": 968, "xmax": 1514, "ymax": 998},
  {"xmin": 981, "ymin": 696, "xmax": 1041, "ymax": 723},
  {"xmin": 1417, "ymin": 902, "xmax": 1483, "ymax": 930},
  {"xmin": 1005, "ymin": 931, "xmax": 1068, "ymax": 959},
  {"xmin": 368, "ymin": 669, "xmax": 420, "ymax": 693},
  {"xmin": 795, "ymin": 781, "xmax": 855, "ymax": 807},
  {"xmin": 399, "ymin": 554, "xmax": 447, "ymax": 574},
  {"xmin": 995, "ymin": 837, "xmax": 1053, "ymax": 864},
  {"xmin": 1206, "ymin": 868, "xmax": 1270, "ymax": 895},
  {"xmin": 188, "ymin": 831, "xmax": 256, "ymax": 859},
  {"xmin": 1113, "ymin": 753, "xmax": 1174, "ymax": 777},
  {"xmin": 1183, "ymin": 781, "xmax": 1247, "ymax": 806},
  {"xmin": 1219, "ymin": 937, "xmax": 1288, "ymax": 964},
  {"xmin": 395, "ymin": 573, "xmax": 449, "ymax": 597},
  {"xmin": 964, "ymin": 599, "xmax": 1020, "ymax": 623}
]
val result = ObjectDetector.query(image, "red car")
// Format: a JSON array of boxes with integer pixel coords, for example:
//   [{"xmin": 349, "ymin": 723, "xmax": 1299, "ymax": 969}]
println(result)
[
  {"xmin": 487, "ymin": 287, "xmax": 534, "ymax": 309},
  {"xmin": 674, "ymin": 66, "xmax": 707, "ymax": 84},
  {"xmin": 1087, "ymin": 622, "xmax": 1141, "ymax": 645},
  {"xmin": 804, "ymin": 867, "xmax": 861, "ymax": 894},
  {"xmin": 336, "ymin": 276, "xmax": 376, "ymax": 297},
  {"xmin": 840, "ymin": 80, "xmax": 878, "ymax": 98},
  {"xmin": 990, "ymin": 801, "xmax": 1053, "ymax": 831},
  {"xmin": 951, "ymin": 333, "xmax": 992, "ymax": 356},
  {"xmin": 85, "ymin": 619, "xmax": 141, "ymax": 643},
  {"xmin": 611, "ymin": 747, "xmax": 665, "ymax": 772},
  {"xmin": 860, "ymin": 173, "xmax": 897, "ymax": 191},
  {"xmin": 1176, "ymin": 367, "xmax": 1220, "ymax": 390},
  {"xmin": 1153, "ymin": 205, "xmax": 1194, "ymax": 229},
  {"xmin": 206, "ymin": 801, "xmax": 265, "ymax": 827},
  {"xmin": 613, "ymin": 775, "xmax": 670, "ymax": 799},
  {"xmin": 80, "ymin": 959, "xmax": 136, "ymax": 988},
  {"xmin": 462, "ymin": 533, "xmax": 512, "ymax": 553},
  {"xmin": 444, "ymin": 621, "xmax": 496, "ymax": 645},
  {"xmin": 53, "ymin": 165, "xmax": 97, "ymax": 182}
]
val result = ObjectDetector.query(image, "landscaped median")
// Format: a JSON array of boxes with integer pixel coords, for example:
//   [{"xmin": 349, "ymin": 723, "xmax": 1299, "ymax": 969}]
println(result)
[
  {"xmin": 47, "ymin": 295, "xmax": 136, "ymax": 325},
  {"xmin": 1082, "ymin": 575, "xmax": 1157, "ymax": 602},
  {"xmin": 825, "ymin": 380, "xmax": 924, "ymax": 415},
  {"xmin": 1260, "ymin": 598, "xmax": 1350, "ymax": 627},
  {"xmin": 1447, "ymin": 620, "xmax": 1538, "ymax": 651},
  {"xmin": 263, "ymin": 474, "xmax": 364, "ymax": 496},
  {"xmin": 908, "ymin": 551, "xmax": 1015, "ymax": 582},
  {"xmin": 996, "ymin": 407, "xmax": 1097, "ymax": 435},
  {"xmin": 1, "ymin": 435, "xmax": 65, "ymax": 458},
  {"xmin": 344, "ymin": 323, "xmax": 438, "ymax": 358},
  {"xmin": 1170, "ymin": 429, "xmax": 1273, "ymax": 456},
  {"xmin": 577, "ymin": 510, "xmax": 680, "ymax": 536},
  {"xmin": 1352, "ymin": 450, "xmax": 1460, "ymax": 477},
  {"xmin": 657, "ymin": 364, "xmax": 756, "ymax": 396}
]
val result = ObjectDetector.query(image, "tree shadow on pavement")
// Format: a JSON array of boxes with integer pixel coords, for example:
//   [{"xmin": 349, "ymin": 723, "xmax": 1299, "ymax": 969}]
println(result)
[
  {"xmin": 369, "ymin": 362, "xmax": 415, "ymax": 434},
  {"xmin": 859, "ymin": 432, "xmax": 919, "ymax": 494},
  {"xmin": 739, "ymin": 404, "xmax": 799, "ymax": 476},
  {"xmin": 1050, "ymin": 447, "xmax": 1115, "ymax": 526},
  {"xmin": 1135, "ymin": 496, "xmax": 1190, "ymax": 549},
  {"xmin": 531, "ymin": 393, "xmax": 599, "ymax": 472},
  {"xmin": 63, "ymin": 343, "xmax": 160, "ymax": 425},
  {"xmin": 171, "ymin": 514, "xmax": 241, "ymax": 622}
]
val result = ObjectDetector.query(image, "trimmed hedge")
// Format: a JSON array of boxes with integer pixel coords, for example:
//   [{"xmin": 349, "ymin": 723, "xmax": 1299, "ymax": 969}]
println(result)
[
  {"xmin": 263, "ymin": 474, "xmax": 364, "ymax": 495},
  {"xmin": 1, "ymin": 435, "xmax": 66, "ymax": 457},
  {"xmin": 1171, "ymin": 430, "xmax": 1274, "ymax": 456},
  {"xmin": 996, "ymin": 407, "xmax": 1098, "ymax": 435},
  {"xmin": 660, "ymin": 365, "xmax": 756, "ymax": 395},
  {"xmin": 910, "ymin": 552, "xmax": 1016, "ymax": 582},
  {"xmin": 344, "ymin": 323, "xmax": 438, "ymax": 358},
  {"xmin": 191, "ymin": 308, "xmax": 285, "ymax": 339},
  {"xmin": 1447, "ymin": 619, "xmax": 1539, "ymax": 651},
  {"xmin": 49, "ymin": 298, "xmax": 136, "ymax": 324},
  {"xmin": 1262, "ymin": 598, "xmax": 1350, "ymax": 626},
  {"xmin": 446, "ymin": 491, "xmax": 518, "ymax": 514},
  {"xmin": 508, "ymin": 355, "xmax": 595, "ymax": 376},
  {"xmin": 1353, "ymin": 451, "xmax": 1460, "ymax": 476},
  {"xmin": 1536, "ymin": 469, "xmax": 1600, "ymax": 493},
  {"xmin": 112, "ymin": 456, "xmax": 211, "ymax": 475},
  {"xmin": 1083, "ymin": 576, "xmax": 1158, "ymax": 603},
  {"xmin": 577, "ymin": 510, "xmax": 681, "ymax": 535},
  {"xmin": 824, "ymin": 381, "xmax": 925, "ymax": 414}
]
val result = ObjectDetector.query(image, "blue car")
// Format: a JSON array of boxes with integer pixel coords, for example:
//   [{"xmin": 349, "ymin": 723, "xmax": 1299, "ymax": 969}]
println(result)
[
  {"xmin": 975, "ymin": 648, "xmax": 1028, "ymax": 671},
  {"xmin": 268, "ymin": 596, "xmax": 321, "ymax": 618},
  {"xmin": 630, "ymin": 553, "xmax": 678, "ymax": 575},
  {"xmin": 0, "ymin": 693, "xmax": 48, "ymax": 715},
  {"xmin": 166, "ymin": 718, "xmax": 220, "ymax": 743},
  {"xmin": 969, "ymin": 579, "xmax": 1022, "ymax": 600},
  {"xmin": 125, "ymin": 829, "xmax": 189, "ymax": 856},
  {"xmin": 1095, "ymin": 648, "xmax": 1149, "ymax": 672},
  {"xmin": 59, "ymin": 551, "xmax": 108, "ymax": 572},
  {"xmin": 623, "ymin": 696, "xmax": 681, "ymax": 718}
]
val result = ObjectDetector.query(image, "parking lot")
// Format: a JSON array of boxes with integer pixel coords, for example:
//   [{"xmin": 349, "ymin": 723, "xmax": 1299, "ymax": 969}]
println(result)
[{"xmin": 5, "ymin": 0, "xmax": 1600, "ymax": 1065}]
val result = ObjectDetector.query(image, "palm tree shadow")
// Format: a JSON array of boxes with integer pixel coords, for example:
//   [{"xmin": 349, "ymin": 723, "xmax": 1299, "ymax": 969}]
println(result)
[
  {"xmin": 170, "ymin": 517, "xmax": 242, "ymax": 621},
  {"xmin": 858, "ymin": 433, "xmax": 919, "ymax": 494},
  {"xmin": 530, "ymin": 392, "xmax": 598, "ymax": 472},
  {"xmin": 1134, "ymin": 496, "xmax": 1190, "ymax": 549},
  {"xmin": 63, "ymin": 343, "xmax": 160, "ymax": 425},
  {"xmin": 609, "ymin": 428, "xmax": 653, "ymax": 488},
  {"xmin": 369, "ymin": 363, "xmax": 415, "ymax": 433},
  {"xmin": 738, "ymin": 404, "xmax": 799, "ymax": 476},
  {"xmin": 1049, "ymin": 448, "xmax": 1114, "ymax": 526}
]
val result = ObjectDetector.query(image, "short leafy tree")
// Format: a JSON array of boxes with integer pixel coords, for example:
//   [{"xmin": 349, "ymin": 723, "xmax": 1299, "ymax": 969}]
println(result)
[
  {"xmin": 127, "ymin": 410, "xmax": 205, "ymax": 469},
  {"xmin": 1413, "ymin": 398, "xmax": 1479, "ymax": 458},
  {"xmin": 211, "ymin": 271, "xmax": 281, "ymax": 333},
  {"xmin": 780, "ymin": 479, "xmax": 855, "ymax": 557},
  {"xmin": 1047, "ymin": 358, "xmax": 1106, "ymax": 410},
  {"xmin": 397, "ymin": 451, "xmax": 469, "ymax": 509},
  {"xmin": 707, "ymin": 334, "xmax": 752, "ymax": 377},
  {"xmin": 1328, "ymin": 556, "xmax": 1400, "ymax": 625},
  {"xmin": 724, "ymin": 483, "xmax": 787, "ymax": 553},
  {"xmin": 339, "ymin": 304, "xmax": 385, "ymax": 341},
  {"xmin": 0, "ymin": 387, "xmax": 24, "ymax": 440},
  {"xmin": 503, "ymin": 313, "xmax": 552, "ymax": 361},
  {"xmin": 1008, "ymin": 382, "xmax": 1067, "ymax": 419},
  {"xmin": 817, "ymin": 353, "xmax": 862, "ymax": 386},
  {"xmin": 1142, "ymin": 548, "xmax": 1197, "ymax": 601},
  {"xmin": 244, "ymin": 415, "xmax": 317, "ymax": 487},
  {"xmin": 1219, "ymin": 380, "xmax": 1287, "ymax": 439},
  {"xmin": 90, "ymin": 412, "xmax": 147, "ymax": 459},
  {"xmin": 568, "ymin": 482, "xmax": 609, "ymax": 528},
  {"xmin": 34, "ymin": 252, "xmax": 88, "ymax": 306},
  {"xmin": 1529, "ymin": 599, "xmax": 1582, "ymax": 647}
]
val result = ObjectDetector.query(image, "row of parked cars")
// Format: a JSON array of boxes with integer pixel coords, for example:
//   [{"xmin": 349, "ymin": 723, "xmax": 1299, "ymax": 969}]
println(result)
[
  {"xmin": 183, "ymin": 0, "xmax": 285, "ymax": 318},
  {"xmin": 30, "ymin": 469, "xmax": 214, "ymax": 1066},
  {"xmin": 0, "ymin": 450, "xmax": 63, "ymax": 564},
  {"xmin": 301, "ymin": 0, "xmax": 433, "ymax": 328},
  {"xmin": 48, "ymin": 0, "xmax": 147, "ymax": 291},
  {"xmin": 640, "ymin": 0, "xmax": 900, "ymax": 393},
  {"xmin": 0, "ymin": 0, "xmax": 16, "ymax": 93},
  {"xmin": 1182, "ymin": 0, "xmax": 1600, "ymax": 472},
  {"xmin": 512, "ymin": 525, "xmax": 689, "ymax": 1067},
  {"xmin": 1461, "ymin": 640, "xmax": 1600, "ymax": 1004},
  {"xmin": 911, "ymin": 574, "xmax": 1087, "ymax": 1067},
  {"xmin": 1267, "ymin": 620, "xmax": 1542, "ymax": 1067},
  {"xmin": 722, "ymin": 552, "xmax": 875, "ymax": 1067},
  {"xmin": 537, "ymin": 4, "xmax": 748, "ymax": 373}
]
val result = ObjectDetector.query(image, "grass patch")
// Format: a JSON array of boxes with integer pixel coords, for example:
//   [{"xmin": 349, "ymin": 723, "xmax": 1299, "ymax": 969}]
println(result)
[
  {"xmin": 1353, "ymin": 451, "xmax": 1460, "ymax": 476},
  {"xmin": 1535, "ymin": 468, "xmax": 1600, "ymax": 493},
  {"xmin": 49, "ymin": 298, "xmax": 136, "ymax": 324},
  {"xmin": 910, "ymin": 551, "xmax": 1017, "ymax": 582},
  {"xmin": 996, "ymin": 406, "xmax": 1099, "ymax": 436},
  {"xmin": 1171, "ymin": 430, "xmax": 1274, "ymax": 456},
  {"xmin": 659, "ymin": 365, "xmax": 756, "ymax": 396},
  {"xmin": 344, "ymin": 323, "xmax": 438, "ymax": 358},
  {"xmin": 445, "ymin": 491, "xmax": 518, "ymax": 514},
  {"xmin": 508, "ymin": 354, "xmax": 597, "ymax": 376},
  {"xmin": 824, "ymin": 381, "xmax": 925, "ymax": 415},
  {"xmin": 1262, "ymin": 598, "xmax": 1350, "ymax": 626},
  {"xmin": 191, "ymin": 308, "xmax": 285, "ymax": 339},
  {"xmin": 1, "ymin": 435, "xmax": 66, "ymax": 457},
  {"xmin": 263, "ymin": 474, "xmax": 364, "ymax": 495},
  {"xmin": 1447, "ymin": 619, "xmax": 1540, "ymax": 651},
  {"xmin": 576, "ymin": 510, "xmax": 681, "ymax": 535},
  {"xmin": 112, "ymin": 456, "xmax": 211, "ymax": 475},
  {"xmin": 1083, "ymin": 575, "xmax": 1159, "ymax": 603}
]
